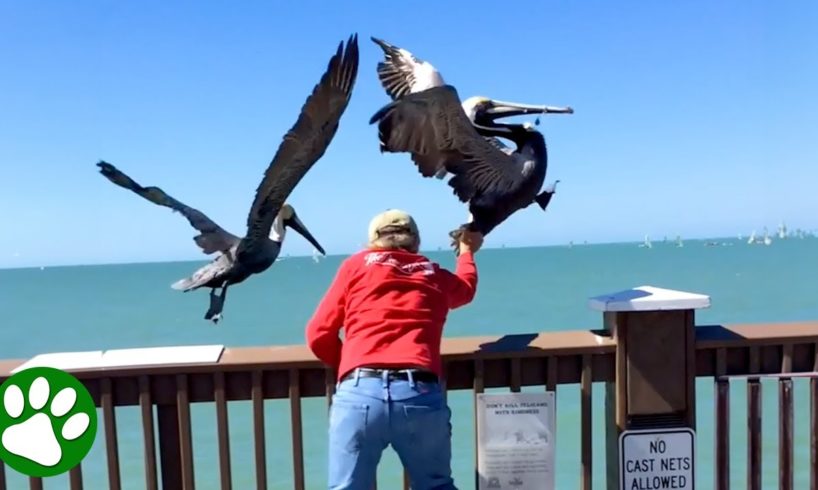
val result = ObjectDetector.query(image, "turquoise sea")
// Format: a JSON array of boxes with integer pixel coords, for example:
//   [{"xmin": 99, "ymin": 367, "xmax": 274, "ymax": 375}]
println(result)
[{"xmin": 1, "ymin": 237, "xmax": 817, "ymax": 489}]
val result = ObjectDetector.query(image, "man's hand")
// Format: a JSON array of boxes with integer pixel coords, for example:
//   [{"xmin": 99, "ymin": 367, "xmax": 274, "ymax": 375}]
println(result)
[{"xmin": 458, "ymin": 230, "xmax": 484, "ymax": 255}]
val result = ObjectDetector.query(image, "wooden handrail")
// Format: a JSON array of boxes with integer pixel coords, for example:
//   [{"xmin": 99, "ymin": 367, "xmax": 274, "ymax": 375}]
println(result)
[{"xmin": 2, "ymin": 321, "xmax": 816, "ymax": 380}]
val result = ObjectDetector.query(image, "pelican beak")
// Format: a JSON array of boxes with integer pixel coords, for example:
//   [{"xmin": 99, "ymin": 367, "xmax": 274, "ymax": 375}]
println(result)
[
  {"xmin": 484, "ymin": 99, "xmax": 574, "ymax": 120},
  {"xmin": 286, "ymin": 214, "xmax": 326, "ymax": 256}
]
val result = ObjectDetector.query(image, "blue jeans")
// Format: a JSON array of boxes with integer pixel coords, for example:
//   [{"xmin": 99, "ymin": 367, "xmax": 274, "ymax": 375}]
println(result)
[{"xmin": 328, "ymin": 369, "xmax": 457, "ymax": 490}]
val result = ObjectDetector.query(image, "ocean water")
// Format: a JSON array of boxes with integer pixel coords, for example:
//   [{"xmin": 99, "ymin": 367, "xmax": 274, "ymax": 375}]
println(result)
[{"xmin": 1, "ymin": 237, "xmax": 817, "ymax": 489}]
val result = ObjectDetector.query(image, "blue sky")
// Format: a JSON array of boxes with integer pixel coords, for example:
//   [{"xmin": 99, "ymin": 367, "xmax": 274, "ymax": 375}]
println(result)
[{"xmin": 1, "ymin": 1, "xmax": 816, "ymax": 268}]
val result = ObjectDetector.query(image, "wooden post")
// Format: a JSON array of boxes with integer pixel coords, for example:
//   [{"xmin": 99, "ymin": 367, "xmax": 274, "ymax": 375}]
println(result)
[{"xmin": 590, "ymin": 285, "xmax": 710, "ymax": 490}]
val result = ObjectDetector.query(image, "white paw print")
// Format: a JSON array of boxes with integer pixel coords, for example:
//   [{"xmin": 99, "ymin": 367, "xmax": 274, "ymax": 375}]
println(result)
[{"xmin": 1, "ymin": 376, "xmax": 91, "ymax": 467}]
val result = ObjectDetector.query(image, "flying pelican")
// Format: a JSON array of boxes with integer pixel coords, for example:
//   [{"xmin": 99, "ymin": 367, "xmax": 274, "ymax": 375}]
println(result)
[
  {"xmin": 371, "ymin": 37, "xmax": 561, "ymax": 159},
  {"xmin": 97, "ymin": 34, "xmax": 360, "ymax": 323},
  {"xmin": 371, "ymin": 37, "xmax": 515, "ymax": 164},
  {"xmin": 368, "ymin": 36, "xmax": 572, "ymax": 251}
]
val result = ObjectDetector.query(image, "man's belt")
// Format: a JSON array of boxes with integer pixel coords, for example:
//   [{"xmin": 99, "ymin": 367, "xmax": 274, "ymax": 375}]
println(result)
[{"xmin": 341, "ymin": 367, "xmax": 439, "ymax": 383}]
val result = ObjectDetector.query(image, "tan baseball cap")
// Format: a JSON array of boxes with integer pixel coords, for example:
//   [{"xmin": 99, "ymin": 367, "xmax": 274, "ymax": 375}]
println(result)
[{"xmin": 367, "ymin": 209, "xmax": 419, "ymax": 243}]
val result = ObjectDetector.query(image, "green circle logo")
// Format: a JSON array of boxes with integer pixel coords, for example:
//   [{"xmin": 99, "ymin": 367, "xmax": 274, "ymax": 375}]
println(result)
[{"xmin": 0, "ymin": 367, "xmax": 97, "ymax": 477}]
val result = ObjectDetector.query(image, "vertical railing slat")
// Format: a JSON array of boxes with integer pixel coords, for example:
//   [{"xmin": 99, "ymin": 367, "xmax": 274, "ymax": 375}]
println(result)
[
  {"xmin": 473, "ymin": 359, "xmax": 485, "ymax": 490},
  {"xmin": 809, "ymin": 343, "xmax": 818, "ymax": 490},
  {"xmin": 747, "ymin": 346, "xmax": 761, "ymax": 490},
  {"xmin": 0, "ymin": 462, "xmax": 5, "ymax": 490},
  {"xmin": 289, "ymin": 369, "xmax": 305, "ymax": 490},
  {"xmin": 779, "ymin": 378, "xmax": 793, "ymax": 490},
  {"xmin": 715, "ymin": 348, "xmax": 730, "ymax": 490},
  {"xmin": 138, "ymin": 376, "xmax": 158, "ymax": 490},
  {"xmin": 812, "ymin": 375, "xmax": 818, "ymax": 490},
  {"xmin": 510, "ymin": 357, "xmax": 522, "ymax": 392},
  {"xmin": 157, "ymin": 404, "xmax": 182, "ymax": 489},
  {"xmin": 747, "ymin": 378, "xmax": 762, "ymax": 490},
  {"xmin": 214, "ymin": 372, "xmax": 232, "ymax": 490},
  {"xmin": 69, "ymin": 464, "xmax": 83, "ymax": 489},
  {"xmin": 252, "ymin": 371, "xmax": 267, "ymax": 490},
  {"xmin": 28, "ymin": 478, "xmax": 42, "ymax": 490},
  {"xmin": 101, "ymin": 378, "xmax": 122, "ymax": 490},
  {"xmin": 548, "ymin": 356, "xmax": 558, "ymax": 417},
  {"xmin": 176, "ymin": 374, "xmax": 195, "ymax": 490},
  {"xmin": 547, "ymin": 356, "xmax": 558, "ymax": 450},
  {"xmin": 779, "ymin": 345, "xmax": 794, "ymax": 490},
  {"xmin": 749, "ymin": 345, "xmax": 761, "ymax": 374},
  {"xmin": 581, "ymin": 354, "xmax": 592, "ymax": 490}
]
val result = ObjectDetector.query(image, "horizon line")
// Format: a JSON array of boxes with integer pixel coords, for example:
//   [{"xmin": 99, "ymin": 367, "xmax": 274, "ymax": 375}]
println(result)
[{"xmin": 2, "ymin": 231, "xmax": 811, "ymax": 272}]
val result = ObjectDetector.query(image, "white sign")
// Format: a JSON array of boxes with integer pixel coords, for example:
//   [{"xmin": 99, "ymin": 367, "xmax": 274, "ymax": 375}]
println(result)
[
  {"xmin": 476, "ymin": 392, "xmax": 555, "ymax": 490},
  {"xmin": 619, "ymin": 428, "xmax": 695, "ymax": 490}
]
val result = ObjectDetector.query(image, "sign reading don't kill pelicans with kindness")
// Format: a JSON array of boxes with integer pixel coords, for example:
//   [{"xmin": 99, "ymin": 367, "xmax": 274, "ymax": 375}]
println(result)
[{"xmin": 476, "ymin": 392, "xmax": 555, "ymax": 490}]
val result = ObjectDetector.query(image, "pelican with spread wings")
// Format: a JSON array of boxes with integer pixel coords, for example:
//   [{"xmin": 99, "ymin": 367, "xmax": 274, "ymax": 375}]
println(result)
[
  {"xmin": 368, "ymin": 37, "xmax": 572, "ymax": 251},
  {"xmin": 97, "ymin": 34, "xmax": 359, "ymax": 323}
]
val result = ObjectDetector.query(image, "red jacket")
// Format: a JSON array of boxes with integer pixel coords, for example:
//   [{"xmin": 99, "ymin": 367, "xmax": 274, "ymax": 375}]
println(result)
[{"xmin": 305, "ymin": 248, "xmax": 478, "ymax": 380}]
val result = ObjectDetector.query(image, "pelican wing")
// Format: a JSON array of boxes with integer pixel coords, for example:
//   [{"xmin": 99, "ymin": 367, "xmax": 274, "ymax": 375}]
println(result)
[
  {"xmin": 370, "ymin": 85, "xmax": 524, "ymax": 206},
  {"xmin": 238, "ymin": 34, "xmax": 359, "ymax": 257},
  {"xmin": 371, "ymin": 37, "xmax": 444, "ymax": 100},
  {"xmin": 171, "ymin": 252, "xmax": 234, "ymax": 291},
  {"xmin": 97, "ymin": 161, "xmax": 240, "ymax": 255},
  {"xmin": 481, "ymin": 134, "xmax": 514, "ymax": 155}
]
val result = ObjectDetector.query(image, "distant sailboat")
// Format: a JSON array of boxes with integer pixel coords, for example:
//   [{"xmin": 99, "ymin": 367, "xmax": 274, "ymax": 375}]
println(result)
[
  {"xmin": 675, "ymin": 235, "xmax": 684, "ymax": 248},
  {"xmin": 748, "ymin": 228, "xmax": 772, "ymax": 245},
  {"xmin": 639, "ymin": 235, "xmax": 652, "ymax": 249},
  {"xmin": 312, "ymin": 248, "xmax": 322, "ymax": 263},
  {"xmin": 778, "ymin": 222, "xmax": 788, "ymax": 240}
]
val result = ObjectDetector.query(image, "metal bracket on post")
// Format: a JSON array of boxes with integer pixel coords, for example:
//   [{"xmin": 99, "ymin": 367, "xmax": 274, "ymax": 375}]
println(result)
[{"xmin": 589, "ymin": 285, "xmax": 710, "ymax": 490}]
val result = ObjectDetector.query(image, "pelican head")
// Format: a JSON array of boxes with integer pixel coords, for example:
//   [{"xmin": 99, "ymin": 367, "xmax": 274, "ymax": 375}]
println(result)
[
  {"xmin": 461, "ymin": 96, "xmax": 492, "ymax": 121},
  {"xmin": 277, "ymin": 204, "xmax": 326, "ymax": 255},
  {"xmin": 463, "ymin": 96, "xmax": 573, "ymax": 125}
]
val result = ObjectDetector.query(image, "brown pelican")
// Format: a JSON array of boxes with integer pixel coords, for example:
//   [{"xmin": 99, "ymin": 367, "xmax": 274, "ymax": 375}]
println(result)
[
  {"xmin": 368, "ymin": 37, "xmax": 573, "ymax": 251},
  {"xmin": 97, "ymin": 34, "xmax": 360, "ymax": 323},
  {"xmin": 371, "ymin": 37, "xmax": 552, "ymax": 158},
  {"xmin": 371, "ymin": 37, "xmax": 507, "ymax": 161}
]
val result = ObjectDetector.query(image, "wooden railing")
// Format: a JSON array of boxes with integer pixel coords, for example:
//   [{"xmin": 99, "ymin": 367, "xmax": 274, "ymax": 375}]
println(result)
[{"xmin": 1, "ymin": 321, "xmax": 817, "ymax": 489}]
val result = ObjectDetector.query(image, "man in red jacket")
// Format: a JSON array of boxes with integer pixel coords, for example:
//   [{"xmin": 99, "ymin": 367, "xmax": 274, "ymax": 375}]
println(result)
[{"xmin": 306, "ymin": 209, "xmax": 482, "ymax": 490}]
